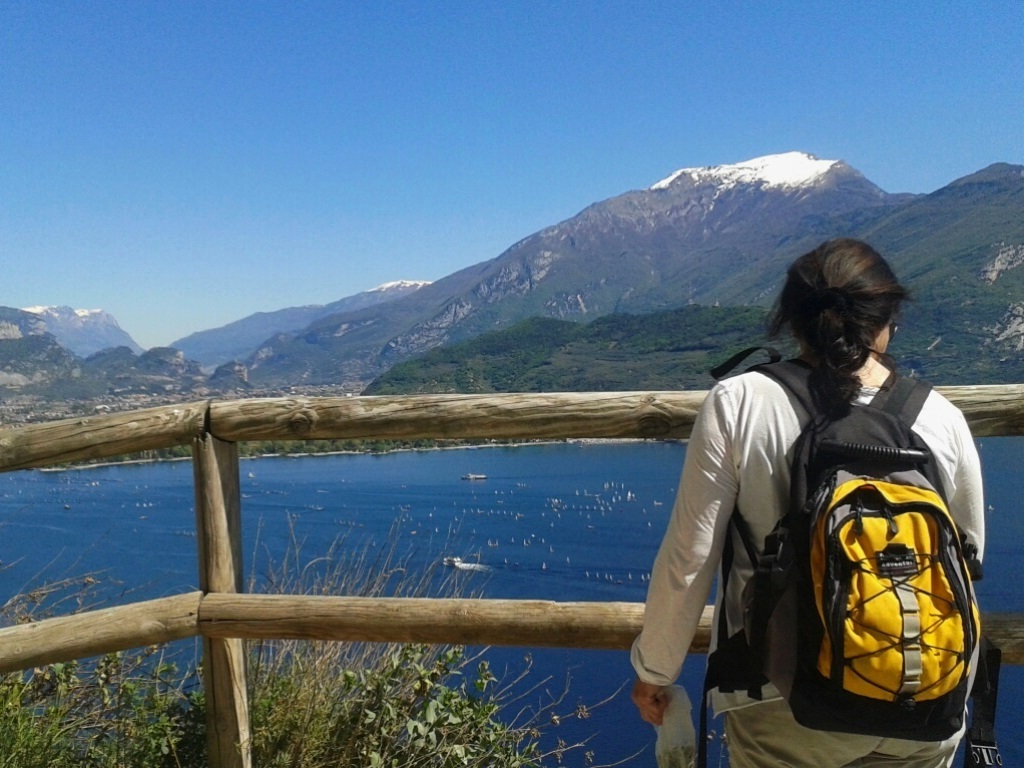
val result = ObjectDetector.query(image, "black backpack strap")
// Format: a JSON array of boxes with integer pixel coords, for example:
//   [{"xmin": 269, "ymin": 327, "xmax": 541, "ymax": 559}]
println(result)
[
  {"xmin": 872, "ymin": 375, "xmax": 952, "ymax": 501},
  {"xmin": 710, "ymin": 346, "xmax": 781, "ymax": 381},
  {"xmin": 964, "ymin": 637, "xmax": 1001, "ymax": 767},
  {"xmin": 697, "ymin": 670, "xmax": 712, "ymax": 768},
  {"xmin": 697, "ymin": 510, "xmax": 764, "ymax": 768},
  {"xmin": 747, "ymin": 359, "xmax": 816, "ymax": 416},
  {"xmin": 876, "ymin": 375, "xmax": 933, "ymax": 425}
]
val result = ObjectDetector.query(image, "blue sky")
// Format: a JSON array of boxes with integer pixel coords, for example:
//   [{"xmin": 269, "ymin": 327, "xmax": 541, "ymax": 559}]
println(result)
[{"xmin": 2, "ymin": 1, "xmax": 1022, "ymax": 349}]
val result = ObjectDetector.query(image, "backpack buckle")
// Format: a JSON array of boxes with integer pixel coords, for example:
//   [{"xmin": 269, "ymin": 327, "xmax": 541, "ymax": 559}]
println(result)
[{"xmin": 966, "ymin": 740, "xmax": 1002, "ymax": 766}]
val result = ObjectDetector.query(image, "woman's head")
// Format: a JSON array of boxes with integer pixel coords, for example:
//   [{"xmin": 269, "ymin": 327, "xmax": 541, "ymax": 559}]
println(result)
[{"xmin": 768, "ymin": 238, "xmax": 908, "ymax": 410}]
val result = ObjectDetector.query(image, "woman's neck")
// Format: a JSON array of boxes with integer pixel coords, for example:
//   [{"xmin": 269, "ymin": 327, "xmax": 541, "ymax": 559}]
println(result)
[
  {"xmin": 858, "ymin": 354, "xmax": 892, "ymax": 387},
  {"xmin": 796, "ymin": 350, "xmax": 892, "ymax": 388}
]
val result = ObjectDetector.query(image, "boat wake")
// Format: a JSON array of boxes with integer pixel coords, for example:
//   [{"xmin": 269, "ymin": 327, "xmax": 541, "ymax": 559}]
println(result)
[{"xmin": 443, "ymin": 556, "xmax": 491, "ymax": 572}]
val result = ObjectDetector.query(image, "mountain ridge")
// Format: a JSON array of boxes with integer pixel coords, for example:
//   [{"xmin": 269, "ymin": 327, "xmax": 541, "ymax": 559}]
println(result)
[
  {"xmin": 4, "ymin": 154, "xmax": 1023, "ymax": 404},
  {"xmin": 241, "ymin": 152, "xmax": 915, "ymax": 387},
  {"xmin": 170, "ymin": 280, "xmax": 431, "ymax": 368}
]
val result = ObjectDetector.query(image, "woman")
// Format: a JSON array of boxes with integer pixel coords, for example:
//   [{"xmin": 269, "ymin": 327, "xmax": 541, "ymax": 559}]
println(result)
[{"xmin": 631, "ymin": 238, "xmax": 985, "ymax": 767}]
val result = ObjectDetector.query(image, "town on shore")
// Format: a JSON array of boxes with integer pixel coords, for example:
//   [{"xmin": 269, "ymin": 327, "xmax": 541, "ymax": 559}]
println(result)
[{"xmin": 0, "ymin": 383, "xmax": 361, "ymax": 427}]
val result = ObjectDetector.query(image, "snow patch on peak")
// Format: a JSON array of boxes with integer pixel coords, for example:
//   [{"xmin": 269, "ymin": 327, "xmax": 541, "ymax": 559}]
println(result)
[
  {"xmin": 651, "ymin": 152, "xmax": 840, "ymax": 191},
  {"xmin": 370, "ymin": 280, "xmax": 432, "ymax": 293},
  {"xmin": 22, "ymin": 305, "xmax": 102, "ymax": 316},
  {"xmin": 22, "ymin": 305, "xmax": 106, "ymax": 321}
]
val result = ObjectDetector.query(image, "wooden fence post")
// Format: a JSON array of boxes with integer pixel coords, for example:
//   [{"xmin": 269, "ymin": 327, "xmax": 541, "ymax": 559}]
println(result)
[{"xmin": 194, "ymin": 434, "xmax": 251, "ymax": 768}]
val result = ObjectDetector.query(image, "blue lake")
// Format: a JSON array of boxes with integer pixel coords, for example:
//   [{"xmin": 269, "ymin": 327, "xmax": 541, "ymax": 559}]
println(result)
[{"xmin": 1, "ymin": 440, "xmax": 1020, "ymax": 766}]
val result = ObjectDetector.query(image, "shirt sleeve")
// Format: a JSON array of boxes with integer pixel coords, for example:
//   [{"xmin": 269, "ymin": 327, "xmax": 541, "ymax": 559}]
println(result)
[
  {"xmin": 631, "ymin": 383, "xmax": 739, "ymax": 685},
  {"xmin": 914, "ymin": 392, "xmax": 986, "ymax": 563},
  {"xmin": 948, "ymin": 409, "xmax": 985, "ymax": 562}
]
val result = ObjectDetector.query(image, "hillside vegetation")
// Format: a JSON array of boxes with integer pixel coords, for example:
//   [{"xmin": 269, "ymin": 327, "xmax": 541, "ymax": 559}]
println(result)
[
  {"xmin": 364, "ymin": 301, "xmax": 1024, "ymax": 396},
  {"xmin": 364, "ymin": 306, "xmax": 784, "ymax": 394}
]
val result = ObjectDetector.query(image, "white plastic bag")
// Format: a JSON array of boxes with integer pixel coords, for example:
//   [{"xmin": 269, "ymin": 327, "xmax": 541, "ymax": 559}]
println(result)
[{"xmin": 654, "ymin": 685, "xmax": 695, "ymax": 768}]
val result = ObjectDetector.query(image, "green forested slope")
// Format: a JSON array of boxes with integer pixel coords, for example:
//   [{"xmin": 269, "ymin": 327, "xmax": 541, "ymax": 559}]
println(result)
[
  {"xmin": 363, "ymin": 307, "xmax": 784, "ymax": 394},
  {"xmin": 364, "ymin": 297, "xmax": 1024, "ymax": 396}
]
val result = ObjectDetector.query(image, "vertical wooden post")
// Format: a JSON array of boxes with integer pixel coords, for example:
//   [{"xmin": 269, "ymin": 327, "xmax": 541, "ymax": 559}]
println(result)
[{"xmin": 193, "ymin": 434, "xmax": 251, "ymax": 768}]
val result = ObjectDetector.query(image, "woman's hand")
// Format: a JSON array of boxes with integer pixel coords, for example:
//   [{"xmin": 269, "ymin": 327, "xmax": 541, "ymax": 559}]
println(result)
[{"xmin": 631, "ymin": 678, "xmax": 670, "ymax": 726}]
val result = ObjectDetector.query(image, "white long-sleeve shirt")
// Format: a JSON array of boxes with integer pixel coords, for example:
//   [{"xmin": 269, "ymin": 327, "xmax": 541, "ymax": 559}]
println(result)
[{"xmin": 630, "ymin": 370, "xmax": 985, "ymax": 713}]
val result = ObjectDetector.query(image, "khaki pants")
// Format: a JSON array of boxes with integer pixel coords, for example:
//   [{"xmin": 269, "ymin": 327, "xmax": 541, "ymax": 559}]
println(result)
[{"xmin": 724, "ymin": 699, "xmax": 962, "ymax": 768}]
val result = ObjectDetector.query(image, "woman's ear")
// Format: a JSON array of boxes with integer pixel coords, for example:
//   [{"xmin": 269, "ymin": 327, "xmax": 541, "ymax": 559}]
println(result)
[{"xmin": 871, "ymin": 323, "xmax": 892, "ymax": 354}]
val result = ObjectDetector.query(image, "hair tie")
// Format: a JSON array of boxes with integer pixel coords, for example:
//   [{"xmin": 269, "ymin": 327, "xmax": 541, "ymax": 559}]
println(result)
[
  {"xmin": 802, "ymin": 287, "xmax": 851, "ymax": 315},
  {"xmin": 822, "ymin": 287, "xmax": 850, "ymax": 312}
]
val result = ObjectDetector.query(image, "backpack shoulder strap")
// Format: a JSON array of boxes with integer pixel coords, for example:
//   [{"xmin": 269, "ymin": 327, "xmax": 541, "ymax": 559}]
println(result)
[
  {"xmin": 710, "ymin": 346, "xmax": 782, "ymax": 381},
  {"xmin": 748, "ymin": 359, "xmax": 816, "ymax": 417},
  {"xmin": 875, "ymin": 375, "xmax": 933, "ymax": 425},
  {"xmin": 965, "ymin": 636, "xmax": 1002, "ymax": 765}
]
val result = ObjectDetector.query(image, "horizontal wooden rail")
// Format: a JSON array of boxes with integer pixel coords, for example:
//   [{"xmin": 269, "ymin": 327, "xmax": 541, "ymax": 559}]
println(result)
[
  {"xmin": 981, "ymin": 613, "xmax": 1024, "ymax": 665},
  {"xmin": 5, "ymin": 594, "xmax": 1021, "ymax": 675},
  {"xmin": 198, "ymin": 594, "xmax": 658, "ymax": 650},
  {"xmin": 205, "ymin": 386, "xmax": 1024, "ymax": 442},
  {"xmin": 197, "ymin": 596, "xmax": 1024, "ymax": 663},
  {"xmin": 0, "ymin": 592, "xmax": 202, "ymax": 674},
  {"xmin": 207, "ymin": 392, "xmax": 708, "ymax": 442},
  {"xmin": 3, "ymin": 386, "xmax": 1023, "ymax": 474},
  {"xmin": 0, "ymin": 402, "xmax": 208, "ymax": 472},
  {"xmin": 938, "ymin": 384, "xmax": 1024, "ymax": 436}
]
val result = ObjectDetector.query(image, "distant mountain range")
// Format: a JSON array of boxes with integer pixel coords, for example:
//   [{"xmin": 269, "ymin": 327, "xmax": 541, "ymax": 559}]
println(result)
[
  {"xmin": 235, "ymin": 153, "xmax": 899, "ymax": 387},
  {"xmin": 3, "ymin": 152, "xmax": 1024, "ymax": 402},
  {"xmin": 169, "ymin": 280, "xmax": 431, "ymax": 368},
  {"xmin": 0, "ymin": 313, "xmax": 205, "ymax": 402},
  {"xmin": 13, "ymin": 306, "xmax": 143, "ymax": 357}
]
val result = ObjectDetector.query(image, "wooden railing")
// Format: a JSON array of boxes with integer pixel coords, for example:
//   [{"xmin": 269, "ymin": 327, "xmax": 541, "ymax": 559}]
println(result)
[{"xmin": 1, "ymin": 387, "xmax": 1023, "ymax": 768}]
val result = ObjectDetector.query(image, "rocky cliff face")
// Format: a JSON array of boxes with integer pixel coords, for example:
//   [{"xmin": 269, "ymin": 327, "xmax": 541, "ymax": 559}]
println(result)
[
  {"xmin": 981, "ymin": 244, "xmax": 1024, "ymax": 284},
  {"xmin": 981, "ymin": 244, "xmax": 1024, "ymax": 352},
  {"xmin": 0, "ymin": 334, "xmax": 81, "ymax": 388}
]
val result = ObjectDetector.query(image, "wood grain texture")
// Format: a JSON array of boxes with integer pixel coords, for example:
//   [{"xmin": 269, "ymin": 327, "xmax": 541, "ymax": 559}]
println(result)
[
  {"xmin": 0, "ymin": 592, "xmax": 201, "ymax": 674},
  {"xmin": 0, "ymin": 401, "xmax": 208, "ymax": 472}
]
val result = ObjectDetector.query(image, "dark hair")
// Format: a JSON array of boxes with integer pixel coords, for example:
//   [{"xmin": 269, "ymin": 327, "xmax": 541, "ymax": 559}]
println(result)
[{"xmin": 768, "ymin": 238, "xmax": 908, "ymax": 413}]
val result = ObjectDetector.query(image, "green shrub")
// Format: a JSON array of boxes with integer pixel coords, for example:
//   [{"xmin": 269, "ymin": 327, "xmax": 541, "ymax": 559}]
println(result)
[{"xmin": 0, "ymin": 649, "xmax": 198, "ymax": 768}]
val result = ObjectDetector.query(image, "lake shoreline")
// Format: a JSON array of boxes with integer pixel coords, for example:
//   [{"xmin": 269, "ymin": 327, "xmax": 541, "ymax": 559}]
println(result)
[{"xmin": 35, "ymin": 437, "xmax": 674, "ymax": 472}]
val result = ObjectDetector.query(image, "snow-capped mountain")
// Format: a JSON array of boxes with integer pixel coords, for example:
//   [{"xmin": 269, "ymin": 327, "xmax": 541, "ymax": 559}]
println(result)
[
  {"xmin": 20, "ymin": 305, "xmax": 143, "ymax": 357},
  {"xmin": 372, "ymin": 280, "xmax": 432, "ymax": 294},
  {"xmin": 242, "ymin": 152, "xmax": 908, "ymax": 387},
  {"xmin": 650, "ymin": 151, "xmax": 846, "ymax": 191}
]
